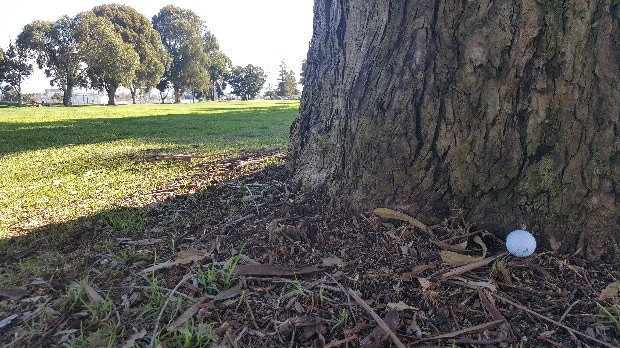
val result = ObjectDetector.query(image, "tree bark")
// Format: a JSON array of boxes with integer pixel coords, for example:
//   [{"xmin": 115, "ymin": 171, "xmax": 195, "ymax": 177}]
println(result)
[
  {"xmin": 62, "ymin": 85, "xmax": 73, "ymax": 106},
  {"xmin": 107, "ymin": 84, "xmax": 118, "ymax": 105},
  {"xmin": 289, "ymin": 0, "xmax": 620, "ymax": 261}
]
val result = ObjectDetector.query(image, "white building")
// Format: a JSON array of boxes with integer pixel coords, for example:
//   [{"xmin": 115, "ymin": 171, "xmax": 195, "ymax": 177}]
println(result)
[{"xmin": 42, "ymin": 88, "xmax": 105, "ymax": 105}]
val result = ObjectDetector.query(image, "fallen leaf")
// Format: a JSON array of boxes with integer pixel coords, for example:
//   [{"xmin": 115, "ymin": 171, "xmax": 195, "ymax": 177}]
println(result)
[
  {"xmin": 214, "ymin": 285, "xmax": 242, "ymax": 301},
  {"xmin": 141, "ymin": 249, "xmax": 211, "ymax": 274},
  {"xmin": 120, "ymin": 329, "xmax": 147, "ymax": 348},
  {"xmin": 453, "ymin": 277, "xmax": 497, "ymax": 292},
  {"xmin": 440, "ymin": 250, "xmax": 483, "ymax": 266},
  {"xmin": 598, "ymin": 281, "xmax": 620, "ymax": 300},
  {"xmin": 0, "ymin": 287, "xmax": 28, "ymax": 300},
  {"xmin": 387, "ymin": 301, "xmax": 418, "ymax": 311},
  {"xmin": 121, "ymin": 238, "xmax": 163, "ymax": 246},
  {"xmin": 418, "ymin": 278, "xmax": 432, "ymax": 290},
  {"xmin": 372, "ymin": 208, "xmax": 431, "ymax": 233},
  {"xmin": 79, "ymin": 280, "xmax": 104, "ymax": 304},
  {"xmin": 167, "ymin": 299, "xmax": 208, "ymax": 331},
  {"xmin": 321, "ymin": 256, "xmax": 344, "ymax": 267}
]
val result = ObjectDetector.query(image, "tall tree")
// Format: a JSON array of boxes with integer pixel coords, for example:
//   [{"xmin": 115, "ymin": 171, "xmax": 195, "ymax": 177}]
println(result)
[
  {"xmin": 152, "ymin": 5, "xmax": 209, "ymax": 103},
  {"xmin": 77, "ymin": 12, "xmax": 139, "ymax": 105},
  {"xmin": 17, "ymin": 16, "xmax": 88, "ymax": 106},
  {"xmin": 0, "ymin": 41, "xmax": 33, "ymax": 106},
  {"xmin": 92, "ymin": 4, "xmax": 170, "ymax": 104},
  {"xmin": 289, "ymin": 0, "xmax": 620, "ymax": 261},
  {"xmin": 227, "ymin": 64, "xmax": 267, "ymax": 101},
  {"xmin": 203, "ymin": 31, "xmax": 231, "ymax": 100},
  {"xmin": 277, "ymin": 60, "xmax": 299, "ymax": 97}
]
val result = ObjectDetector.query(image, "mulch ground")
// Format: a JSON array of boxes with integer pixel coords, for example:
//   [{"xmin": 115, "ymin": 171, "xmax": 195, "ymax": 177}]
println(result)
[{"xmin": 1, "ymin": 150, "xmax": 619, "ymax": 347}]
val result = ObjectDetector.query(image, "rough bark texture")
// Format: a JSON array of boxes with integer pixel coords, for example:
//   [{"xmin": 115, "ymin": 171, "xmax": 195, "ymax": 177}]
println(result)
[{"xmin": 289, "ymin": 0, "xmax": 620, "ymax": 261}]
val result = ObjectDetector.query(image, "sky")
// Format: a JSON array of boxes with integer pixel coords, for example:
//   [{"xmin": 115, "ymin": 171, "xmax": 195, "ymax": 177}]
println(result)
[{"xmin": 0, "ymin": 0, "xmax": 314, "ymax": 93}]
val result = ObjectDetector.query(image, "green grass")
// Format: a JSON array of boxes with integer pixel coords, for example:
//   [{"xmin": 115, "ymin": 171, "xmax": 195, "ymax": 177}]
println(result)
[{"xmin": 0, "ymin": 100, "xmax": 298, "ymax": 238}]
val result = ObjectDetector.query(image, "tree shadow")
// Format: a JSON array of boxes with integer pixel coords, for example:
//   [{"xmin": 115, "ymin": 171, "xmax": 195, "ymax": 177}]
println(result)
[
  {"xmin": 0, "ymin": 156, "xmax": 289, "ymax": 268},
  {"xmin": 0, "ymin": 105, "xmax": 297, "ymax": 157}
]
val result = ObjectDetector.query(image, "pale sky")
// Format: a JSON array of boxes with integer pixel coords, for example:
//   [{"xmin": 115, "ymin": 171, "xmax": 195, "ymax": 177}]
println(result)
[{"xmin": 0, "ymin": 0, "xmax": 314, "ymax": 93}]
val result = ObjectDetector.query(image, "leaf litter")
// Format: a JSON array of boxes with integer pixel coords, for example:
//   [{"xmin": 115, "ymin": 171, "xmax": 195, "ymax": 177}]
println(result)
[{"xmin": 0, "ymin": 150, "xmax": 618, "ymax": 347}]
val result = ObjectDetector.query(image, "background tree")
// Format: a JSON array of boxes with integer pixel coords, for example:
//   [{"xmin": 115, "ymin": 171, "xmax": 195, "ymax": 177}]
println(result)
[
  {"xmin": 203, "ymin": 31, "xmax": 231, "ymax": 100},
  {"xmin": 277, "ymin": 60, "xmax": 299, "ymax": 97},
  {"xmin": 92, "ymin": 4, "xmax": 170, "ymax": 104},
  {"xmin": 77, "ymin": 12, "xmax": 139, "ymax": 105},
  {"xmin": 0, "ymin": 48, "xmax": 5, "ymax": 81},
  {"xmin": 17, "ymin": 16, "xmax": 88, "ymax": 106},
  {"xmin": 152, "ymin": 5, "xmax": 209, "ymax": 103},
  {"xmin": 0, "ymin": 41, "xmax": 33, "ymax": 106},
  {"xmin": 289, "ymin": 0, "xmax": 619, "ymax": 261},
  {"xmin": 227, "ymin": 64, "xmax": 266, "ymax": 101}
]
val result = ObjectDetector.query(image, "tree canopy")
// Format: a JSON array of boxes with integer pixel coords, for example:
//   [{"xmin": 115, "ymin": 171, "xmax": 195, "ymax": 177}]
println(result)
[
  {"xmin": 17, "ymin": 16, "xmax": 88, "ymax": 106},
  {"xmin": 152, "ymin": 5, "xmax": 209, "ymax": 103},
  {"xmin": 227, "ymin": 64, "xmax": 267, "ymax": 101},
  {"xmin": 0, "ymin": 41, "xmax": 33, "ymax": 105},
  {"xmin": 277, "ymin": 60, "xmax": 299, "ymax": 97},
  {"xmin": 77, "ymin": 11, "xmax": 139, "ymax": 105},
  {"xmin": 92, "ymin": 4, "xmax": 170, "ymax": 104}
]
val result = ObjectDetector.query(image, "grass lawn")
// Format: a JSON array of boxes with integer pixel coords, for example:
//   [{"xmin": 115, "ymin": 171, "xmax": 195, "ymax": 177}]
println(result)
[{"xmin": 0, "ymin": 100, "xmax": 298, "ymax": 239}]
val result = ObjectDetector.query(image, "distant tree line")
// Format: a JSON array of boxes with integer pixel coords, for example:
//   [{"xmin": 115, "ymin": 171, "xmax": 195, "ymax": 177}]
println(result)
[{"xmin": 0, "ymin": 4, "xmax": 300, "ymax": 106}]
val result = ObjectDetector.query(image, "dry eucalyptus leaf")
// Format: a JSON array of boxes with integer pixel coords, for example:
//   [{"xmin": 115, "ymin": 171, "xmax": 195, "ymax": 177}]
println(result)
[
  {"xmin": 440, "ymin": 250, "xmax": 483, "ymax": 266},
  {"xmin": 372, "ymin": 208, "xmax": 430, "ymax": 233},
  {"xmin": 598, "ymin": 281, "xmax": 620, "ymax": 300},
  {"xmin": 387, "ymin": 301, "xmax": 418, "ymax": 311},
  {"xmin": 417, "ymin": 277, "xmax": 432, "ymax": 290},
  {"xmin": 141, "ymin": 249, "xmax": 211, "ymax": 274},
  {"xmin": 321, "ymin": 256, "xmax": 344, "ymax": 267}
]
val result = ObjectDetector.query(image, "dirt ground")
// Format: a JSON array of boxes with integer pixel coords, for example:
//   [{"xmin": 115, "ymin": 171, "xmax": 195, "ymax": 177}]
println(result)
[{"xmin": 1, "ymin": 151, "xmax": 619, "ymax": 347}]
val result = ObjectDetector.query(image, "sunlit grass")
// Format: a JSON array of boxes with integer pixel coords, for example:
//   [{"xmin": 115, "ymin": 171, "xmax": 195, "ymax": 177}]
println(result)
[{"xmin": 0, "ymin": 100, "xmax": 298, "ymax": 238}]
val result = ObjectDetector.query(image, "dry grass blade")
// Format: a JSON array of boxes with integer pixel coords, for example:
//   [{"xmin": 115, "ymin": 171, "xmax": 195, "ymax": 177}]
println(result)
[{"xmin": 347, "ymin": 288, "xmax": 406, "ymax": 348}]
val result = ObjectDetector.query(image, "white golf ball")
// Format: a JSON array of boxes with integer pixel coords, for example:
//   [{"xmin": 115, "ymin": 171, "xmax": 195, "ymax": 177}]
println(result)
[{"xmin": 506, "ymin": 230, "xmax": 536, "ymax": 257}]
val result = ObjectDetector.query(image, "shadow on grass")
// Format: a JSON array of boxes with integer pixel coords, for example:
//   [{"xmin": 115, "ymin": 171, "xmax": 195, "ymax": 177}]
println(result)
[
  {"xmin": 0, "ymin": 105, "xmax": 297, "ymax": 156},
  {"xmin": 0, "ymin": 160, "xmax": 287, "ymax": 272}
]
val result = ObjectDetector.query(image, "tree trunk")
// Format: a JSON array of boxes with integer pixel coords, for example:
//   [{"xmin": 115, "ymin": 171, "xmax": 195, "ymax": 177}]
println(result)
[
  {"xmin": 174, "ymin": 86, "xmax": 181, "ymax": 103},
  {"xmin": 62, "ymin": 85, "xmax": 73, "ymax": 106},
  {"xmin": 107, "ymin": 85, "xmax": 117, "ymax": 106},
  {"xmin": 130, "ymin": 86, "xmax": 138, "ymax": 104},
  {"xmin": 289, "ymin": 0, "xmax": 620, "ymax": 261}
]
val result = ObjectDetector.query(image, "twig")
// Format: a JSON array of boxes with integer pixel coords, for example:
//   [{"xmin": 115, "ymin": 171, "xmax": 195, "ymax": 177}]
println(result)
[
  {"xmin": 418, "ymin": 320, "xmax": 505, "ymax": 342},
  {"xmin": 148, "ymin": 273, "xmax": 192, "ymax": 348},
  {"xmin": 326, "ymin": 273, "xmax": 357, "ymax": 322},
  {"xmin": 440, "ymin": 253, "xmax": 506, "ymax": 280},
  {"xmin": 245, "ymin": 297, "xmax": 260, "ymax": 330},
  {"xmin": 492, "ymin": 293, "xmax": 617, "ymax": 348},
  {"xmin": 324, "ymin": 334, "xmax": 358, "ymax": 347},
  {"xmin": 559, "ymin": 299, "xmax": 582, "ymax": 323},
  {"xmin": 346, "ymin": 288, "xmax": 406, "ymax": 348}
]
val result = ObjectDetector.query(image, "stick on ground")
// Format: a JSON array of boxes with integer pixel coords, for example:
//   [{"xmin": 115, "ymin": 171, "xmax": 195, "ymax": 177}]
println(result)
[{"xmin": 347, "ymin": 288, "xmax": 406, "ymax": 348}]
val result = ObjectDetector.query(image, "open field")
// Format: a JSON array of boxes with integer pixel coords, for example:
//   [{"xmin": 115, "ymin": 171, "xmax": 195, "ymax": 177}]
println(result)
[{"xmin": 0, "ymin": 100, "xmax": 298, "ymax": 238}]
